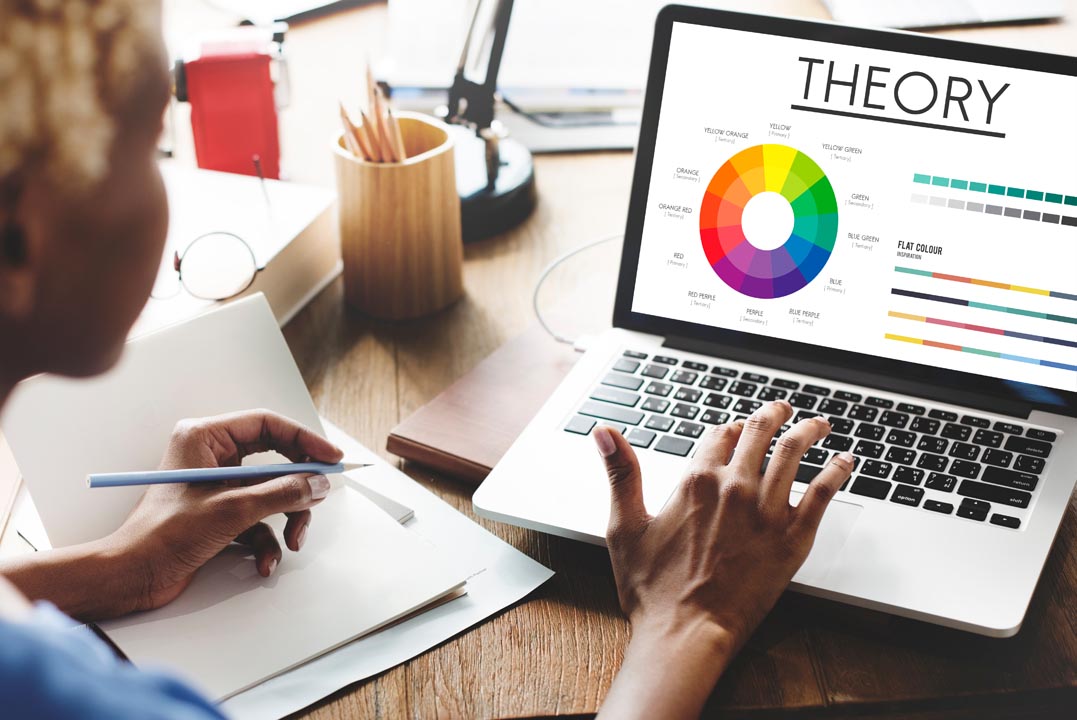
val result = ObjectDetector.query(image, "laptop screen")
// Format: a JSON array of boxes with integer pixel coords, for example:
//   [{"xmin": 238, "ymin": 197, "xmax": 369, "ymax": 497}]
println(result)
[{"xmin": 629, "ymin": 19, "xmax": 1077, "ymax": 395}]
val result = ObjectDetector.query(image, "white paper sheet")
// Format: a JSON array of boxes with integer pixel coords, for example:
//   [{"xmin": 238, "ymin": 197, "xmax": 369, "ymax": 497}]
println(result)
[{"xmin": 220, "ymin": 419, "xmax": 555, "ymax": 720}]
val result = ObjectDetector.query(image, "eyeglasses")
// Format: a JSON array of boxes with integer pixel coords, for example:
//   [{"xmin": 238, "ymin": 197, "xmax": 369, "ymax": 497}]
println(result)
[{"xmin": 151, "ymin": 232, "xmax": 263, "ymax": 301}]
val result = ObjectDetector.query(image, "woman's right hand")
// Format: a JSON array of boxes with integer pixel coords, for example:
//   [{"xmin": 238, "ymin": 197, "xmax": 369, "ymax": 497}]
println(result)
[{"xmin": 594, "ymin": 400, "xmax": 855, "ymax": 719}]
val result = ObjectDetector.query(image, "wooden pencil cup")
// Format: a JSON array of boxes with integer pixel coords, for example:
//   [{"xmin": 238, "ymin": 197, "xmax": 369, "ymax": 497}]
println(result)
[{"xmin": 334, "ymin": 112, "xmax": 464, "ymax": 320}]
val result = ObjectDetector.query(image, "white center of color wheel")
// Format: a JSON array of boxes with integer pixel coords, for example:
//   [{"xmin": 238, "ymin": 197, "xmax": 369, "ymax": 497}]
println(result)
[{"xmin": 741, "ymin": 191, "xmax": 794, "ymax": 252}]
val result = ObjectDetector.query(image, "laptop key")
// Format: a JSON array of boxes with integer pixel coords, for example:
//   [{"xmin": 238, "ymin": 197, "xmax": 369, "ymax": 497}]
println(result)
[
  {"xmin": 982, "ymin": 466, "xmax": 1038, "ymax": 492},
  {"xmin": 564, "ymin": 415, "xmax": 596, "ymax": 435},
  {"xmin": 626, "ymin": 428, "xmax": 656, "ymax": 448},
  {"xmin": 789, "ymin": 392, "xmax": 817, "ymax": 409},
  {"xmin": 729, "ymin": 381, "xmax": 758, "ymax": 397},
  {"xmin": 848, "ymin": 405, "xmax": 878, "ymax": 422},
  {"xmin": 710, "ymin": 366, "xmax": 738, "ymax": 378},
  {"xmin": 853, "ymin": 440, "xmax": 884, "ymax": 459},
  {"xmin": 757, "ymin": 387, "xmax": 788, "ymax": 401},
  {"xmin": 834, "ymin": 390, "xmax": 862, "ymax": 402},
  {"xmin": 700, "ymin": 376, "xmax": 728, "ymax": 391},
  {"xmin": 861, "ymin": 460, "xmax": 893, "ymax": 479},
  {"xmin": 742, "ymin": 372, "xmax": 769, "ymax": 383},
  {"xmin": 822, "ymin": 434, "xmax": 853, "ymax": 451},
  {"xmin": 981, "ymin": 448, "xmax": 1012, "ymax": 468},
  {"xmin": 641, "ymin": 397, "xmax": 670, "ymax": 413},
  {"xmin": 885, "ymin": 447, "xmax": 916, "ymax": 465},
  {"xmin": 949, "ymin": 459, "xmax": 981, "ymax": 479},
  {"xmin": 886, "ymin": 429, "xmax": 916, "ymax": 448},
  {"xmin": 917, "ymin": 453, "xmax": 948, "ymax": 471},
  {"xmin": 896, "ymin": 402, "xmax": 926, "ymax": 415},
  {"xmin": 734, "ymin": 399, "xmax": 762, "ymax": 414},
  {"xmin": 675, "ymin": 421, "xmax": 705, "ymax": 439},
  {"xmin": 879, "ymin": 411, "xmax": 910, "ymax": 428},
  {"xmin": 865, "ymin": 396, "xmax": 894, "ymax": 409},
  {"xmin": 829, "ymin": 417, "xmax": 854, "ymax": 435},
  {"xmin": 993, "ymin": 422, "xmax": 1023, "ymax": 435},
  {"xmin": 803, "ymin": 447, "xmax": 829, "ymax": 465},
  {"xmin": 655, "ymin": 435, "xmax": 694, "ymax": 456},
  {"xmin": 653, "ymin": 355, "xmax": 678, "ymax": 365},
  {"xmin": 682, "ymin": 361, "xmax": 708, "ymax": 372},
  {"xmin": 924, "ymin": 499, "xmax": 954, "ymax": 514},
  {"xmin": 674, "ymin": 387, "xmax": 702, "ymax": 403},
  {"xmin": 926, "ymin": 472, "xmax": 957, "ymax": 492},
  {"xmin": 972, "ymin": 429, "xmax": 1003, "ymax": 448},
  {"xmin": 961, "ymin": 414, "xmax": 991, "ymax": 428},
  {"xmin": 623, "ymin": 350, "xmax": 648, "ymax": 359},
  {"xmin": 671, "ymin": 370, "xmax": 699, "ymax": 385},
  {"xmin": 772, "ymin": 378, "xmax": 799, "ymax": 390},
  {"xmin": 645, "ymin": 415, "xmax": 676, "ymax": 432},
  {"xmin": 894, "ymin": 466, "xmax": 924, "ymax": 485},
  {"xmin": 703, "ymin": 393, "xmax": 732, "ymax": 409},
  {"xmin": 910, "ymin": 417, "xmax": 940, "ymax": 434},
  {"xmin": 990, "ymin": 514, "xmax": 1021, "ymax": 529},
  {"xmin": 958, "ymin": 480, "xmax": 1031, "ymax": 508},
  {"xmin": 802, "ymin": 384, "xmax": 831, "ymax": 396},
  {"xmin": 941, "ymin": 423, "xmax": 972, "ymax": 441},
  {"xmin": 956, "ymin": 504, "xmax": 989, "ymax": 521},
  {"xmin": 612, "ymin": 358, "xmax": 640, "ymax": 374},
  {"xmin": 1004, "ymin": 436, "xmax": 1052, "ymax": 458},
  {"xmin": 794, "ymin": 410, "xmax": 821, "ymax": 423},
  {"xmin": 891, "ymin": 484, "xmax": 924, "ymax": 507},
  {"xmin": 590, "ymin": 387, "xmax": 640, "ymax": 407},
  {"xmin": 700, "ymin": 410, "xmax": 730, "ymax": 425},
  {"xmin": 671, "ymin": 403, "xmax": 699, "ymax": 420},
  {"xmin": 854, "ymin": 423, "xmax": 885, "ymax": 441},
  {"xmin": 948, "ymin": 442, "xmax": 980, "ymax": 461},
  {"xmin": 645, "ymin": 382, "xmax": 673, "ymax": 397},
  {"xmin": 579, "ymin": 401, "xmax": 644, "ymax": 426},
  {"xmin": 929, "ymin": 409, "xmax": 958, "ymax": 422},
  {"xmin": 602, "ymin": 372, "xmax": 643, "ymax": 391},
  {"xmin": 597, "ymin": 422, "xmax": 627, "ymax": 435},
  {"xmin": 641, "ymin": 364, "xmax": 669, "ymax": 379},
  {"xmin": 1014, "ymin": 455, "xmax": 1044, "ymax": 474},
  {"xmin": 818, "ymin": 399, "xmax": 848, "ymax": 415},
  {"xmin": 850, "ymin": 476, "xmax": 892, "ymax": 500},
  {"xmin": 917, "ymin": 436, "xmax": 948, "ymax": 454},
  {"xmin": 1026, "ymin": 428, "xmax": 1057, "ymax": 442}
]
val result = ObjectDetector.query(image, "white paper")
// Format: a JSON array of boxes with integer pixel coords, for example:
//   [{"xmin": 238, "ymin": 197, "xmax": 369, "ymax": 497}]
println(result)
[{"xmin": 220, "ymin": 419, "xmax": 555, "ymax": 720}]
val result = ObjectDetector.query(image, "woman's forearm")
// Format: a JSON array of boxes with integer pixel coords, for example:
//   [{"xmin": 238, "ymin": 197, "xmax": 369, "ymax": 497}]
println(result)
[{"xmin": 599, "ymin": 616, "xmax": 737, "ymax": 719}]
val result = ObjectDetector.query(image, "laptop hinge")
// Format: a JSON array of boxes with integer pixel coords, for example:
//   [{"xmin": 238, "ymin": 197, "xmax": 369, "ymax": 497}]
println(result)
[{"xmin": 663, "ymin": 335, "xmax": 1035, "ymax": 419}]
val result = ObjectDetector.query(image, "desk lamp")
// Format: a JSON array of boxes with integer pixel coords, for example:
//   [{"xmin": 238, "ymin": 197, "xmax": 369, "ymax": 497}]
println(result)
[{"xmin": 442, "ymin": 0, "xmax": 536, "ymax": 241}]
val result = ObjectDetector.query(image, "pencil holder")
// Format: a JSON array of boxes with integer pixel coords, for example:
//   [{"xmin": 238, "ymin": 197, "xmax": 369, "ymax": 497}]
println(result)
[{"xmin": 333, "ymin": 112, "xmax": 464, "ymax": 320}]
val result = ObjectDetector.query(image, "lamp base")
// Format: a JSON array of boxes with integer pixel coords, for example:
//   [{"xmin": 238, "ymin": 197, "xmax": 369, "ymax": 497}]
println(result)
[{"xmin": 450, "ymin": 126, "xmax": 536, "ymax": 242}]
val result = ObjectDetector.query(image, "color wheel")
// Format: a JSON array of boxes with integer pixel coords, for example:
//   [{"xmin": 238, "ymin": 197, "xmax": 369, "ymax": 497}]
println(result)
[{"xmin": 700, "ymin": 144, "xmax": 838, "ymax": 299}]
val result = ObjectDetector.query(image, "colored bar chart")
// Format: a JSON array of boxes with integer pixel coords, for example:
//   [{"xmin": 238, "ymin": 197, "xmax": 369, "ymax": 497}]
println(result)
[
  {"xmin": 885, "ymin": 334, "xmax": 1077, "ymax": 373},
  {"xmin": 888, "ymin": 311, "xmax": 1077, "ymax": 349},
  {"xmin": 912, "ymin": 173, "xmax": 1077, "ymax": 227},
  {"xmin": 913, "ymin": 173, "xmax": 1077, "ymax": 206},
  {"xmin": 891, "ymin": 288, "xmax": 1077, "ymax": 325},
  {"xmin": 895, "ymin": 267, "xmax": 1077, "ymax": 302}
]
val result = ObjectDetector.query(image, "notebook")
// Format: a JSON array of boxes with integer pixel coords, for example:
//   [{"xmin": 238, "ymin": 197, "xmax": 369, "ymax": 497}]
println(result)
[{"xmin": 0, "ymin": 294, "xmax": 474, "ymax": 700}]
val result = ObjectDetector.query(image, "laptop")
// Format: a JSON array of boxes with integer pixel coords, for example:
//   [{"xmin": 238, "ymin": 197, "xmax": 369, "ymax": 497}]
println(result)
[{"xmin": 473, "ymin": 5, "xmax": 1077, "ymax": 637}]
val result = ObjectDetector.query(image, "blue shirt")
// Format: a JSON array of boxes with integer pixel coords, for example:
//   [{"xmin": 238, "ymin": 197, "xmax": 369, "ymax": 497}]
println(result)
[{"xmin": 0, "ymin": 602, "xmax": 224, "ymax": 720}]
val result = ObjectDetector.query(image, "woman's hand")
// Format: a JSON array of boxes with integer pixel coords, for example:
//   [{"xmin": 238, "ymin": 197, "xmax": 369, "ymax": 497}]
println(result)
[
  {"xmin": 595, "ymin": 400, "xmax": 854, "ymax": 719},
  {"xmin": 0, "ymin": 410, "xmax": 343, "ymax": 621}
]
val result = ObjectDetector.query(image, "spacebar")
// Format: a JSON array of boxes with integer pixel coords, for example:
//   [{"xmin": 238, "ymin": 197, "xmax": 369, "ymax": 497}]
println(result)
[
  {"xmin": 759, "ymin": 457, "xmax": 823, "ymax": 484},
  {"xmin": 578, "ymin": 400, "xmax": 644, "ymax": 426}
]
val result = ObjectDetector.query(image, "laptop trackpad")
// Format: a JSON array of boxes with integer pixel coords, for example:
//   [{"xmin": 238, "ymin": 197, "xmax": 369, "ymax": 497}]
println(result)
[{"xmin": 790, "ymin": 494, "xmax": 862, "ymax": 585}]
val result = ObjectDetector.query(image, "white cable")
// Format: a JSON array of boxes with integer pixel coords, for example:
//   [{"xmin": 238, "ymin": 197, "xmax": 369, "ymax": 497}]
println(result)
[{"xmin": 532, "ymin": 232, "xmax": 623, "ymax": 348}]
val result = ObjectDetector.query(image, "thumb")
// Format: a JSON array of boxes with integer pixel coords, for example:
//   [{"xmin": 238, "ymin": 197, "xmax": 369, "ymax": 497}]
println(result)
[
  {"xmin": 593, "ymin": 426, "xmax": 649, "ymax": 540},
  {"xmin": 220, "ymin": 473, "xmax": 331, "ymax": 529}
]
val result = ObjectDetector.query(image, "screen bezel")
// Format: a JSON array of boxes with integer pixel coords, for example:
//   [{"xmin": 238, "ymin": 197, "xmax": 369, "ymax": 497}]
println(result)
[{"xmin": 613, "ymin": 4, "xmax": 1077, "ymax": 415}]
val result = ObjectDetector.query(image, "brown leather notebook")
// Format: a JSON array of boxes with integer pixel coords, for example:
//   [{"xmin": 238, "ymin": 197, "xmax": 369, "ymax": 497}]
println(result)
[{"xmin": 387, "ymin": 325, "xmax": 579, "ymax": 483}]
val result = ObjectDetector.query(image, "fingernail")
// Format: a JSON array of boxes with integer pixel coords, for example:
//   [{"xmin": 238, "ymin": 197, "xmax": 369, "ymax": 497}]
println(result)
[
  {"xmin": 836, "ymin": 451, "xmax": 855, "ymax": 466},
  {"xmin": 308, "ymin": 474, "xmax": 330, "ymax": 500},
  {"xmin": 297, "ymin": 523, "xmax": 308, "ymax": 550},
  {"xmin": 268, "ymin": 558, "xmax": 278, "ymax": 575},
  {"xmin": 777, "ymin": 400, "xmax": 792, "ymax": 411},
  {"xmin": 814, "ymin": 416, "xmax": 832, "ymax": 427},
  {"xmin": 593, "ymin": 427, "xmax": 617, "ymax": 457}
]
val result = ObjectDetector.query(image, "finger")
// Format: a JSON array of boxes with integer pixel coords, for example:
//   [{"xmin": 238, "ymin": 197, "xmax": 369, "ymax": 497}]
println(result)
[
  {"xmin": 221, "ymin": 473, "xmax": 331, "ymax": 529},
  {"xmin": 283, "ymin": 510, "xmax": 312, "ymax": 552},
  {"xmin": 593, "ymin": 426, "xmax": 651, "ymax": 540},
  {"xmin": 761, "ymin": 416, "xmax": 832, "ymax": 506},
  {"xmin": 201, "ymin": 410, "xmax": 344, "ymax": 464},
  {"xmin": 688, "ymin": 420, "xmax": 744, "ymax": 474},
  {"xmin": 792, "ymin": 451, "xmax": 855, "ymax": 538},
  {"xmin": 731, "ymin": 401, "xmax": 793, "ymax": 474},
  {"xmin": 235, "ymin": 522, "xmax": 282, "ymax": 577}
]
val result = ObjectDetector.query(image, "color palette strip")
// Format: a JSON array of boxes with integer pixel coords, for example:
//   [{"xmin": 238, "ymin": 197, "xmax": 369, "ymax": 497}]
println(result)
[
  {"xmin": 913, "ymin": 173, "xmax": 1077, "ymax": 206},
  {"xmin": 891, "ymin": 288, "xmax": 1077, "ymax": 325},
  {"xmin": 895, "ymin": 266, "xmax": 1077, "ymax": 302},
  {"xmin": 888, "ymin": 311, "xmax": 1077, "ymax": 349},
  {"xmin": 885, "ymin": 333, "xmax": 1077, "ymax": 373},
  {"xmin": 910, "ymin": 193, "xmax": 1077, "ymax": 227}
]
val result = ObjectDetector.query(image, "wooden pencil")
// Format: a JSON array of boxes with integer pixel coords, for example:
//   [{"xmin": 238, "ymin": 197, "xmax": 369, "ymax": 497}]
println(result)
[
  {"xmin": 372, "ymin": 86, "xmax": 398, "ymax": 162},
  {"xmin": 387, "ymin": 108, "xmax": 407, "ymax": 161},
  {"xmin": 358, "ymin": 110, "xmax": 385, "ymax": 163},
  {"xmin": 338, "ymin": 102, "xmax": 369, "ymax": 160}
]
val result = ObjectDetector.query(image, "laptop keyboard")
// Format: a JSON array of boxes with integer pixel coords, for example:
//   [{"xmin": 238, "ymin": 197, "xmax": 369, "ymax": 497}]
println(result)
[{"xmin": 564, "ymin": 348, "xmax": 1062, "ymax": 531}]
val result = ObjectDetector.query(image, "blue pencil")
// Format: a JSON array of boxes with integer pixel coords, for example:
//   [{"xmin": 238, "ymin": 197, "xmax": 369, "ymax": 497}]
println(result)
[{"xmin": 87, "ymin": 462, "xmax": 371, "ymax": 488}]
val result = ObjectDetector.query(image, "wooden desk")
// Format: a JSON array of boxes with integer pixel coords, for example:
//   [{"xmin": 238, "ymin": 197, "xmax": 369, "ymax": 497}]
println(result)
[{"xmin": 9, "ymin": 1, "xmax": 1074, "ymax": 717}]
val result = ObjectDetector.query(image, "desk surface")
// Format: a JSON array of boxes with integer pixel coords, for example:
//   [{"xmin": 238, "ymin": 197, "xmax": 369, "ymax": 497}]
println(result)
[{"xmin": 8, "ymin": 1, "xmax": 1077, "ymax": 716}]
